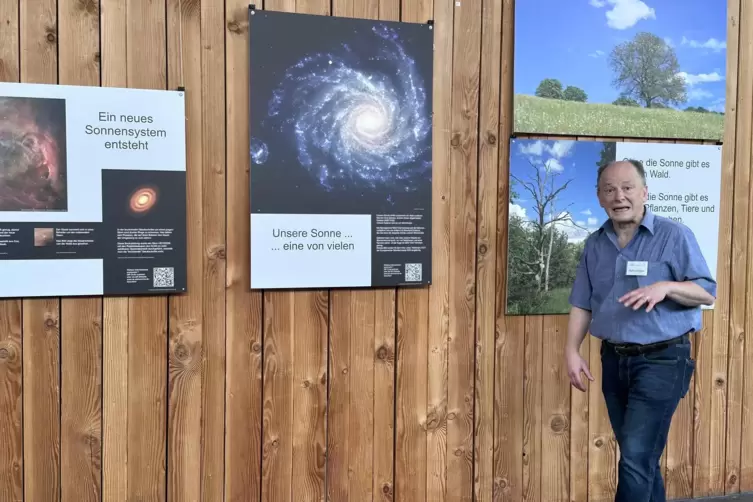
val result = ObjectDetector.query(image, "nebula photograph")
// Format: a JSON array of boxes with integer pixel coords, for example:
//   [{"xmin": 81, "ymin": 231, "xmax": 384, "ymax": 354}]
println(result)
[
  {"xmin": 0, "ymin": 95, "xmax": 68, "ymax": 211},
  {"xmin": 249, "ymin": 11, "xmax": 434, "ymax": 215}
]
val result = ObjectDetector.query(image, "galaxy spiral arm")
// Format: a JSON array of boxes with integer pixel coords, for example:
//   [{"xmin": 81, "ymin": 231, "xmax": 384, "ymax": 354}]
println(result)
[{"xmin": 251, "ymin": 23, "xmax": 432, "ymax": 194}]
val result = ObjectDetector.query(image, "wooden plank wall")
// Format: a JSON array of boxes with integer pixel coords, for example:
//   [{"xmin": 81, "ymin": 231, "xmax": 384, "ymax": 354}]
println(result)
[{"xmin": 0, "ymin": 0, "xmax": 748, "ymax": 501}]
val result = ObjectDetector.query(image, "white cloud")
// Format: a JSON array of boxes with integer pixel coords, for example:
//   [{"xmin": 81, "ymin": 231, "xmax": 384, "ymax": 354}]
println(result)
[
  {"xmin": 518, "ymin": 140, "xmax": 574, "ymax": 173},
  {"xmin": 589, "ymin": 50, "xmax": 605, "ymax": 58},
  {"xmin": 581, "ymin": 209, "xmax": 593, "ymax": 215},
  {"xmin": 677, "ymin": 71, "xmax": 724, "ymax": 85},
  {"xmin": 509, "ymin": 203, "xmax": 527, "ymax": 219},
  {"xmin": 590, "ymin": 0, "xmax": 656, "ymax": 30},
  {"xmin": 553, "ymin": 211, "xmax": 600, "ymax": 243},
  {"xmin": 681, "ymin": 36, "xmax": 726, "ymax": 52},
  {"xmin": 688, "ymin": 88, "xmax": 713, "ymax": 101},
  {"xmin": 545, "ymin": 158, "xmax": 564, "ymax": 173}
]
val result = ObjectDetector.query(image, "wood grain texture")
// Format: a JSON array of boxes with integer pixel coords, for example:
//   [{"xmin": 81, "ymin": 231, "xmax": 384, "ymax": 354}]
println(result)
[
  {"xmin": 20, "ymin": 1, "xmax": 61, "ymax": 500},
  {"xmin": 166, "ymin": 0, "xmax": 203, "ymax": 498},
  {"xmin": 100, "ymin": 0, "xmax": 129, "ymax": 498},
  {"xmin": 224, "ymin": 0, "xmax": 263, "ymax": 500},
  {"xmin": 125, "ymin": 1, "xmax": 169, "ymax": 500},
  {"xmin": 3, "ymin": 0, "xmax": 753, "ymax": 501},
  {"xmin": 0, "ymin": 4, "xmax": 22, "ymax": 502},
  {"xmin": 57, "ymin": 1, "xmax": 103, "ymax": 501}
]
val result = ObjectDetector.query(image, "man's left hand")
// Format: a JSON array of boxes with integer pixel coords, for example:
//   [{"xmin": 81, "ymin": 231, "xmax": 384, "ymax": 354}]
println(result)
[{"xmin": 619, "ymin": 281, "xmax": 670, "ymax": 312}]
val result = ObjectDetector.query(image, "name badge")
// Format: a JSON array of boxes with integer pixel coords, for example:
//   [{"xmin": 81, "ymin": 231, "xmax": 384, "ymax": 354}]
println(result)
[{"xmin": 626, "ymin": 261, "xmax": 648, "ymax": 276}]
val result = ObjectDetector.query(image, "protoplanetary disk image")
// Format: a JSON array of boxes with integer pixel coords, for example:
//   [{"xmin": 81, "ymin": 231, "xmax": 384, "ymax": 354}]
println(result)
[
  {"xmin": 0, "ymin": 96, "xmax": 68, "ymax": 211},
  {"xmin": 128, "ymin": 186, "xmax": 158, "ymax": 215}
]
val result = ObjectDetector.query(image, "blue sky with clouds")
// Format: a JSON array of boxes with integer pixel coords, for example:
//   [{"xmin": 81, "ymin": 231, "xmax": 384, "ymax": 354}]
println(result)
[
  {"xmin": 514, "ymin": 0, "xmax": 727, "ymax": 112},
  {"xmin": 509, "ymin": 139, "xmax": 610, "ymax": 242}
]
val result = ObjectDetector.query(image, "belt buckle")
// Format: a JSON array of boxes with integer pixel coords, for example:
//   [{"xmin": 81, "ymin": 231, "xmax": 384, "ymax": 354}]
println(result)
[{"xmin": 611, "ymin": 343, "xmax": 638, "ymax": 356}]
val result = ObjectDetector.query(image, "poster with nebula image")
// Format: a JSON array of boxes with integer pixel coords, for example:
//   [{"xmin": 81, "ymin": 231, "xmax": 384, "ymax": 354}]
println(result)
[
  {"xmin": 0, "ymin": 81, "xmax": 187, "ymax": 299},
  {"xmin": 248, "ymin": 9, "xmax": 434, "ymax": 290}
]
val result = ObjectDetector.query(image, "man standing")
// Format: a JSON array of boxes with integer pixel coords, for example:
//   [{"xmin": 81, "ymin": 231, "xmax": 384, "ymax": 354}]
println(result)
[{"xmin": 564, "ymin": 159, "xmax": 716, "ymax": 502}]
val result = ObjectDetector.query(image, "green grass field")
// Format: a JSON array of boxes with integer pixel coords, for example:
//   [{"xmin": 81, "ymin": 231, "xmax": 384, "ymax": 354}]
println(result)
[
  {"xmin": 514, "ymin": 94, "xmax": 725, "ymax": 141},
  {"xmin": 507, "ymin": 287, "xmax": 572, "ymax": 315}
]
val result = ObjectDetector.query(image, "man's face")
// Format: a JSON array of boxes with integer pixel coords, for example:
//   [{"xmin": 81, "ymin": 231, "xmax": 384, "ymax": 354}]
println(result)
[{"xmin": 597, "ymin": 162, "xmax": 648, "ymax": 224}]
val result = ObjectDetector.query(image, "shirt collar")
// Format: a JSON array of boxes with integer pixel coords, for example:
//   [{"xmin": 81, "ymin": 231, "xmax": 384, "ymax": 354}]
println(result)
[{"xmin": 599, "ymin": 205, "xmax": 655, "ymax": 235}]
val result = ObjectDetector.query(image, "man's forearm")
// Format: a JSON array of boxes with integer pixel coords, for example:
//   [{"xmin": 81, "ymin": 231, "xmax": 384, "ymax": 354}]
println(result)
[
  {"xmin": 664, "ymin": 280, "xmax": 715, "ymax": 307},
  {"xmin": 566, "ymin": 306, "xmax": 592, "ymax": 352}
]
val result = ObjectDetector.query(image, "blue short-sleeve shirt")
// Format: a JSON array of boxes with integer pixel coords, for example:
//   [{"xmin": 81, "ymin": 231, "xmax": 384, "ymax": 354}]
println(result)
[{"xmin": 568, "ymin": 207, "xmax": 716, "ymax": 344}]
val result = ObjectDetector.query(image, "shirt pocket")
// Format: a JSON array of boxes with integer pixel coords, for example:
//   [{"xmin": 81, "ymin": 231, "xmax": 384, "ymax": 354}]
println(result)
[{"xmin": 636, "ymin": 260, "xmax": 674, "ymax": 288}]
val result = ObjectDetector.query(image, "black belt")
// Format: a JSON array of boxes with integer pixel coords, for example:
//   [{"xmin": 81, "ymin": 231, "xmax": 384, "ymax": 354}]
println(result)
[{"xmin": 604, "ymin": 332, "xmax": 691, "ymax": 356}]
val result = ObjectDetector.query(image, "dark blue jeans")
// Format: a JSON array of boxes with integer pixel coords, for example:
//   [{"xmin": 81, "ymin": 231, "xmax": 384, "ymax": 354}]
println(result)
[{"xmin": 600, "ymin": 335, "xmax": 695, "ymax": 502}]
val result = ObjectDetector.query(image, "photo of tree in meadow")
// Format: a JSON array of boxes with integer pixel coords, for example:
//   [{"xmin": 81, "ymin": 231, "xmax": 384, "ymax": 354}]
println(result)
[
  {"xmin": 513, "ymin": 0, "xmax": 727, "ymax": 141},
  {"xmin": 506, "ymin": 138, "xmax": 616, "ymax": 315}
]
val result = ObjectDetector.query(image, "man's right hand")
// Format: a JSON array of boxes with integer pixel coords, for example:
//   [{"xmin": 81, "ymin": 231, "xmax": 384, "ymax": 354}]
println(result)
[{"xmin": 565, "ymin": 347, "xmax": 594, "ymax": 392}]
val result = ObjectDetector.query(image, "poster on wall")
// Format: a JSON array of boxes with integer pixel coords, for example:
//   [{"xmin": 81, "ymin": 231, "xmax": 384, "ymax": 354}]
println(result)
[
  {"xmin": 0, "ymin": 81, "xmax": 187, "ymax": 298},
  {"xmin": 506, "ymin": 138, "xmax": 721, "ymax": 315},
  {"xmin": 513, "ymin": 0, "xmax": 727, "ymax": 141},
  {"xmin": 248, "ymin": 9, "xmax": 434, "ymax": 290}
]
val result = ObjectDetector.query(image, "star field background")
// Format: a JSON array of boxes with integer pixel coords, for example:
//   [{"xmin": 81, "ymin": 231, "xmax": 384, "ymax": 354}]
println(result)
[{"xmin": 248, "ymin": 10, "xmax": 434, "ymax": 215}]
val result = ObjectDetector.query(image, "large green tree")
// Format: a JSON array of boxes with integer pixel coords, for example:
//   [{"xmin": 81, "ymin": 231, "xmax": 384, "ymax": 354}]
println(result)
[{"xmin": 608, "ymin": 32, "xmax": 687, "ymax": 108}]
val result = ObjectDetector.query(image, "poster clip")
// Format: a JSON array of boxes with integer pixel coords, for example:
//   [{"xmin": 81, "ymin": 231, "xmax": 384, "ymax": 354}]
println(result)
[
  {"xmin": 427, "ymin": 20, "xmax": 434, "ymax": 26},
  {"xmin": 249, "ymin": 4, "xmax": 257, "ymax": 11},
  {"xmin": 177, "ymin": 86, "xmax": 186, "ymax": 92}
]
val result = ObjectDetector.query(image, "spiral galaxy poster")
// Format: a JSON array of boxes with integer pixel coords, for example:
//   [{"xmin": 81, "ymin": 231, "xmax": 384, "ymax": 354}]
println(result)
[
  {"xmin": 0, "ymin": 81, "xmax": 187, "ymax": 299},
  {"xmin": 248, "ymin": 9, "xmax": 434, "ymax": 290}
]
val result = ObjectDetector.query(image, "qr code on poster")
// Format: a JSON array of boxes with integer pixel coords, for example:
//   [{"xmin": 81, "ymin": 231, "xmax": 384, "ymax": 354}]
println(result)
[
  {"xmin": 153, "ymin": 267, "xmax": 175, "ymax": 288},
  {"xmin": 405, "ymin": 263, "xmax": 422, "ymax": 282}
]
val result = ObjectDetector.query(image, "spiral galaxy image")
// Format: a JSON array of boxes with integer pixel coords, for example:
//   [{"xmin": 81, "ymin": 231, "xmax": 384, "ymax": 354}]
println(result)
[
  {"xmin": 0, "ymin": 96, "xmax": 67, "ymax": 211},
  {"xmin": 249, "ymin": 12, "xmax": 433, "ymax": 214},
  {"xmin": 128, "ymin": 186, "xmax": 158, "ymax": 215}
]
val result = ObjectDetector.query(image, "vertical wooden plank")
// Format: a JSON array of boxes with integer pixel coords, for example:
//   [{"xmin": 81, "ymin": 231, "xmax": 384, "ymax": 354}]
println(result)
[
  {"xmin": 290, "ymin": 290, "xmax": 329, "ymax": 502},
  {"xmin": 425, "ymin": 0, "xmax": 452, "ymax": 499},
  {"xmin": 0, "ymin": 3, "xmax": 23, "ymax": 502},
  {"xmin": 57, "ymin": 0, "xmax": 103, "ymax": 500},
  {"xmin": 737, "ymin": 0, "xmax": 753, "ymax": 492},
  {"xmin": 125, "ymin": 0, "xmax": 168, "ymax": 499},
  {"xmin": 569, "ymin": 335, "xmax": 590, "ymax": 502},
  {"xmin": 522, "ymin": 317, "xmax": 542, "ymax": 502},
  {"xmin": 588, "ymin": 336, "xmax": 617, "ymax": 502},
  {"xmin": 261, "ymin": 291, "xmax": 294, "ymax": 502},
  {"xmin": 493, "ymin": 1, "xmax": 524, "ymax": 500},
  {"xmin": 23, "ymin": 299, "xmax": 61, "ymax": 502},
  {"xmin": 446, "ymin": 0, "xmax": 481, "ymax": 499},
  {"xmin": 374, "ymin": 287, "xmax": 396, "ymax": 502},
  {"xmin": 100, "ymin": 0, "xmax": 128, "ymax": 498},
  {"xmin": 199, "ymin": 0, "xmax": 227, "ymax": 498},
  {"xmin": 224, "ymin": 0, "xmax": 264, "ymax": 499},
  {"xmin": 725, "ymin": 0, "xmax": 751, "ymax": 493},
  {"xmin": 259, "ymin": 1, "xmax": 326, "ymax": 501},
  {"xmin": 0, "ymin": 298, "xmax": 22, "ymax": 502},
  {"xmin": 325, "ymin": 1, "xmax": 382, "ymax": 499},
  {"xmin": 20, "ymin": 0, "xmax": 61, "ymax": 499},
  {"xmin": 327, "ymin": 289, "xmax": 353, "ymax": 502},
  {"xmin": 395, "ymin": 286, "xmax": 429, "ymax": 501},
  {"xmin": 474, "ymin": 0, "xmax": 502, "ymax": 499},
  {"xmin": 540, "ymin": 317, "xmax": 569, "ymax": 502},
  {"xmin": 372, "ymin": 1, "xmax": 400, "ymax": 497},
  {"xmin": 706, "ymin": 0, "xmax": 741, "ymax": 495},
  {"xmin": 692, "ymin": 313, "xmax": 714, "ymax": 497},
  {"xmin": 286, "ymin": 4, "xmax": 330, "ymax": 501},
  {"xmin": 165, "ymin": 0, "xmax": 202, "ymax": 498}
]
